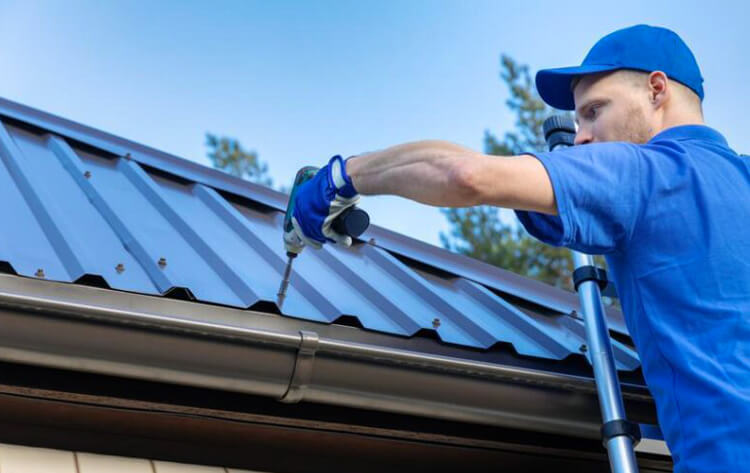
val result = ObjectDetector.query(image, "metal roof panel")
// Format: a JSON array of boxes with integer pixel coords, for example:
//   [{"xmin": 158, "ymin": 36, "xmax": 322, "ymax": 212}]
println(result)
[{"xmin": 0, "ymin": 97, "xmax": 640, "ymax": 371}]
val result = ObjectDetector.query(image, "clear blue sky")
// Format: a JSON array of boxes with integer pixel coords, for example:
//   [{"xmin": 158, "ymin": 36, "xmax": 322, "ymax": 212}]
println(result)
[{"xmin": 1, "ymin": 0, "xmax": 747, "ymax": 246}]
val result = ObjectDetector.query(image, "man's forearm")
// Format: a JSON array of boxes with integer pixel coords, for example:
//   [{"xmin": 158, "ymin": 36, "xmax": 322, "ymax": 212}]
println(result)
[
  {"xmin": 345, "ymin": 140, "xmax": 557, "ymax": 214},
  {"xmin": 345, "ymin": 140, "xmax": 487, "ymax": 207}
]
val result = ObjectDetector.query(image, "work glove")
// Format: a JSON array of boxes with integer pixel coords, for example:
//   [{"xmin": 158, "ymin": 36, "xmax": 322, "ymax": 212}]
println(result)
[{"xmin": 285, "ymin": 155, "xmax": 360, "ymax": 250}]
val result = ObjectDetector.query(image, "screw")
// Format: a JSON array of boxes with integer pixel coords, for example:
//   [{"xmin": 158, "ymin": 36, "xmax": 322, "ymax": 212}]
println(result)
[
  {"xmin": 158, "ymin": 257, "xmax": 167, "ymax": 268},
  {"xmin": 368, "ymin": 238, "xmax": 376, "ymax": 245},
  {"xmin": 432, "ymin": 317, "xmax": 441, "ymax": 329},
  {"xmin": 579, "ymin": 344, "xmax": 588, "ymax": 353},
  {"xmin": 115, "ymin": 263, "xmax": 125, "ymax": 273},
  {"xmin": 83, "ymin": 170, "xmax": 91, "ymax": 179},
  {"xmin": 35, "ymin": 268, "xmax": 45, "ymax": 278},
  {"xmin": 124, "ymin": 153, "xmax": 132, "ymax": 160}
]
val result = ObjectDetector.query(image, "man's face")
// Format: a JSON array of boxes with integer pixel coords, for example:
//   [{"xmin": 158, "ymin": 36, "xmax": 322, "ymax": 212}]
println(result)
[{"xmin": 572, "ymin": 71, "xmax": 654, "ymax": 145}]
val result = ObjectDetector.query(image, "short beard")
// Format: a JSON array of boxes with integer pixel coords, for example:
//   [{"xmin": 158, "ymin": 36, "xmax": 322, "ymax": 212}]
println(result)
[{"xmin": 613, "ymin": 105, "xmax": 653, "ymax": 144}]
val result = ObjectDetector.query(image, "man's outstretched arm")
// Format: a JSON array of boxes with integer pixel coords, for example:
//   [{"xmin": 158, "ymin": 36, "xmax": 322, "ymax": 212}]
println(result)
[
  {"xmin": 346, "ymin": 140, "xmax": 558, "ymax": 215},
  {"xmin": 289, "ymin": 141, "xmax": 557, "ymax": 248}
]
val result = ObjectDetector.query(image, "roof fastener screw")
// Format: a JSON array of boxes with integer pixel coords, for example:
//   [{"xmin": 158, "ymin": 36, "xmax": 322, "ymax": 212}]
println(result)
[
  {"xmin": 158, "ymin": 257, "xmax": 167, "ymax": 268},
  {"xmin": 432, "ymin": 317, "xmax": 441, "ymax": 329},
  {"xmin": 124, "ymin": 153, "xmax": 132, "ymax": 160},
  {"xmin": 368, "ymin": 238, "xmax": 376, "ymax": 245},
  {"xmin": 83, "ymin": 170, "xmax": 91, "ymax": 179},
  {"xmin": 115, "ymin": 263, "xmax": 125, "ymax": 273},
  {"xmin": 35, "ymin": 268, "xmax": 45, "ymax": 278},
  {"xmin": 579, "ymin": 344, "xmax": 588, "ymax": 353}
]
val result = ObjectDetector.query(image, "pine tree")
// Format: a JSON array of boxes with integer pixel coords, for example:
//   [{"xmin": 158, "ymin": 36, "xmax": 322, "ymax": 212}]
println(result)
[{"xmin": 205, "ymin": 133, "xmax": 273, "ymax": 187}]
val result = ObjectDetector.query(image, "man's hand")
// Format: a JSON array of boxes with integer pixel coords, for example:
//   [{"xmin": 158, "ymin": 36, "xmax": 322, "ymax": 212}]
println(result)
[{"xmin": 286, "ymin": 155, "xmax": 360, "ymax": 250}]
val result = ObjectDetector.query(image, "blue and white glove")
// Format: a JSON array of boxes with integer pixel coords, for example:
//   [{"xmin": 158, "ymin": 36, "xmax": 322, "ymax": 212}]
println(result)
[{"xmin": 286, "ymin": 155, "xmax": 360, "ymax": 250}]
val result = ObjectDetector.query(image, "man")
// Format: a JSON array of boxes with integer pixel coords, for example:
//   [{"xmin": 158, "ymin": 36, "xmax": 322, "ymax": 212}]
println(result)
[{"xmin": 289, "ymin": 25, "xmax": 749, "ymax": 472}]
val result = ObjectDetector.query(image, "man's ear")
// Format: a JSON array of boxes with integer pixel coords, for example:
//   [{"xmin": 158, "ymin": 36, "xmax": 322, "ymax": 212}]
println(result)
[{"xmin": 648, "ymin": 71, "xmax": 669, "ymax": 107}]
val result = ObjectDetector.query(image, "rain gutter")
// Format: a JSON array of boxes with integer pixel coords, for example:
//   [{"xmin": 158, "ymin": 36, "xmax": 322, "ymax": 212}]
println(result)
[{"xmin": 0, "ymin": 275, "xmax": 652, "ymax": 439}]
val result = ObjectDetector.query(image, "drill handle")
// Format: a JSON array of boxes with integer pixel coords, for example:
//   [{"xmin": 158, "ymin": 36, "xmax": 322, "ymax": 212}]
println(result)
[{"xmin": 331, "ymin": 206, "xmax": 370, "ymax": 238}]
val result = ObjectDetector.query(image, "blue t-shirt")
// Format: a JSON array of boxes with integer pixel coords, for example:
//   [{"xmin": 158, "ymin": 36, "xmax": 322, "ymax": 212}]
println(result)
[{"xmin": 516, "ymin": 125, "xmax": 750, "ymax": 473}]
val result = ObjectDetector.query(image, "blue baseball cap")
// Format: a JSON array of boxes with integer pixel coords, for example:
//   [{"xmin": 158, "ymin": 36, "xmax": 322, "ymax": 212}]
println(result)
[{"xmin": 536, "ymin": 25, "xmax": 704, "ymax": 110}]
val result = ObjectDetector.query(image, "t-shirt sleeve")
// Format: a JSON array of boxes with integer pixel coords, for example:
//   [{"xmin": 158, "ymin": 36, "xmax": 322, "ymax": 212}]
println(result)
[{"xmin": 514, "ymin": 142, "xmax": 645, "ymax": 254}]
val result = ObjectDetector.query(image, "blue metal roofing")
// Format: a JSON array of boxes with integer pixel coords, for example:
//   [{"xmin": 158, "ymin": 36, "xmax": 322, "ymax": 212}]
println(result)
[{"xmin": 0, "ymin": 97, "xmax": 639, "ymax": 371}]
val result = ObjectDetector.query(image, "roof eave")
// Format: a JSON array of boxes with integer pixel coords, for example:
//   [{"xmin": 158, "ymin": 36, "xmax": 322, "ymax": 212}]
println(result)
[{"xmin": 0, "ymin": 274, "xmax": 654, "ymax": 439}]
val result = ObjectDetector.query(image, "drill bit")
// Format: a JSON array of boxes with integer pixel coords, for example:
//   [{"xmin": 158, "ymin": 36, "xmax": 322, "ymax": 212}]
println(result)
[{"xmin": 277, "ymin": 252, "xmax": 297, "ymax": 307}]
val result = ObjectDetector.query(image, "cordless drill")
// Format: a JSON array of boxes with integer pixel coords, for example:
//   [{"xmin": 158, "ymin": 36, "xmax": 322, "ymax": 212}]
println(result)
[{"xmin": 277, "ymin": 166, "xmax": 370, "ymax": 306}]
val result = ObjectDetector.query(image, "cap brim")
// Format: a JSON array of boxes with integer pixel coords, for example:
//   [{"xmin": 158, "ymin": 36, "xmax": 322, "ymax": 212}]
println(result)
[{"xmin": 535, "ymin": 64, "xmax": 619, "ymax": 110}]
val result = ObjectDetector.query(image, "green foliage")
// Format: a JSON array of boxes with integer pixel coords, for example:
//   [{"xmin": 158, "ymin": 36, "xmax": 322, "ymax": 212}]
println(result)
[
  {"xmin": 486, "ymin": 55, "xmax": 550, "ymax": 155},
  {"xmin": 440, "ymin": 55, "xmax": 576, "ymax": 289},
  {"xmin": 205, "ymin": 133, "xmax": 273, "ymax": 187}
]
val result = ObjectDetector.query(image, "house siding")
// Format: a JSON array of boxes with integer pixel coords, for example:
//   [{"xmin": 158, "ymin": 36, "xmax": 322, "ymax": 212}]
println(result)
[{"xmin": 0, "ymin": 444, "xmax": 261, "ymax": 473}]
